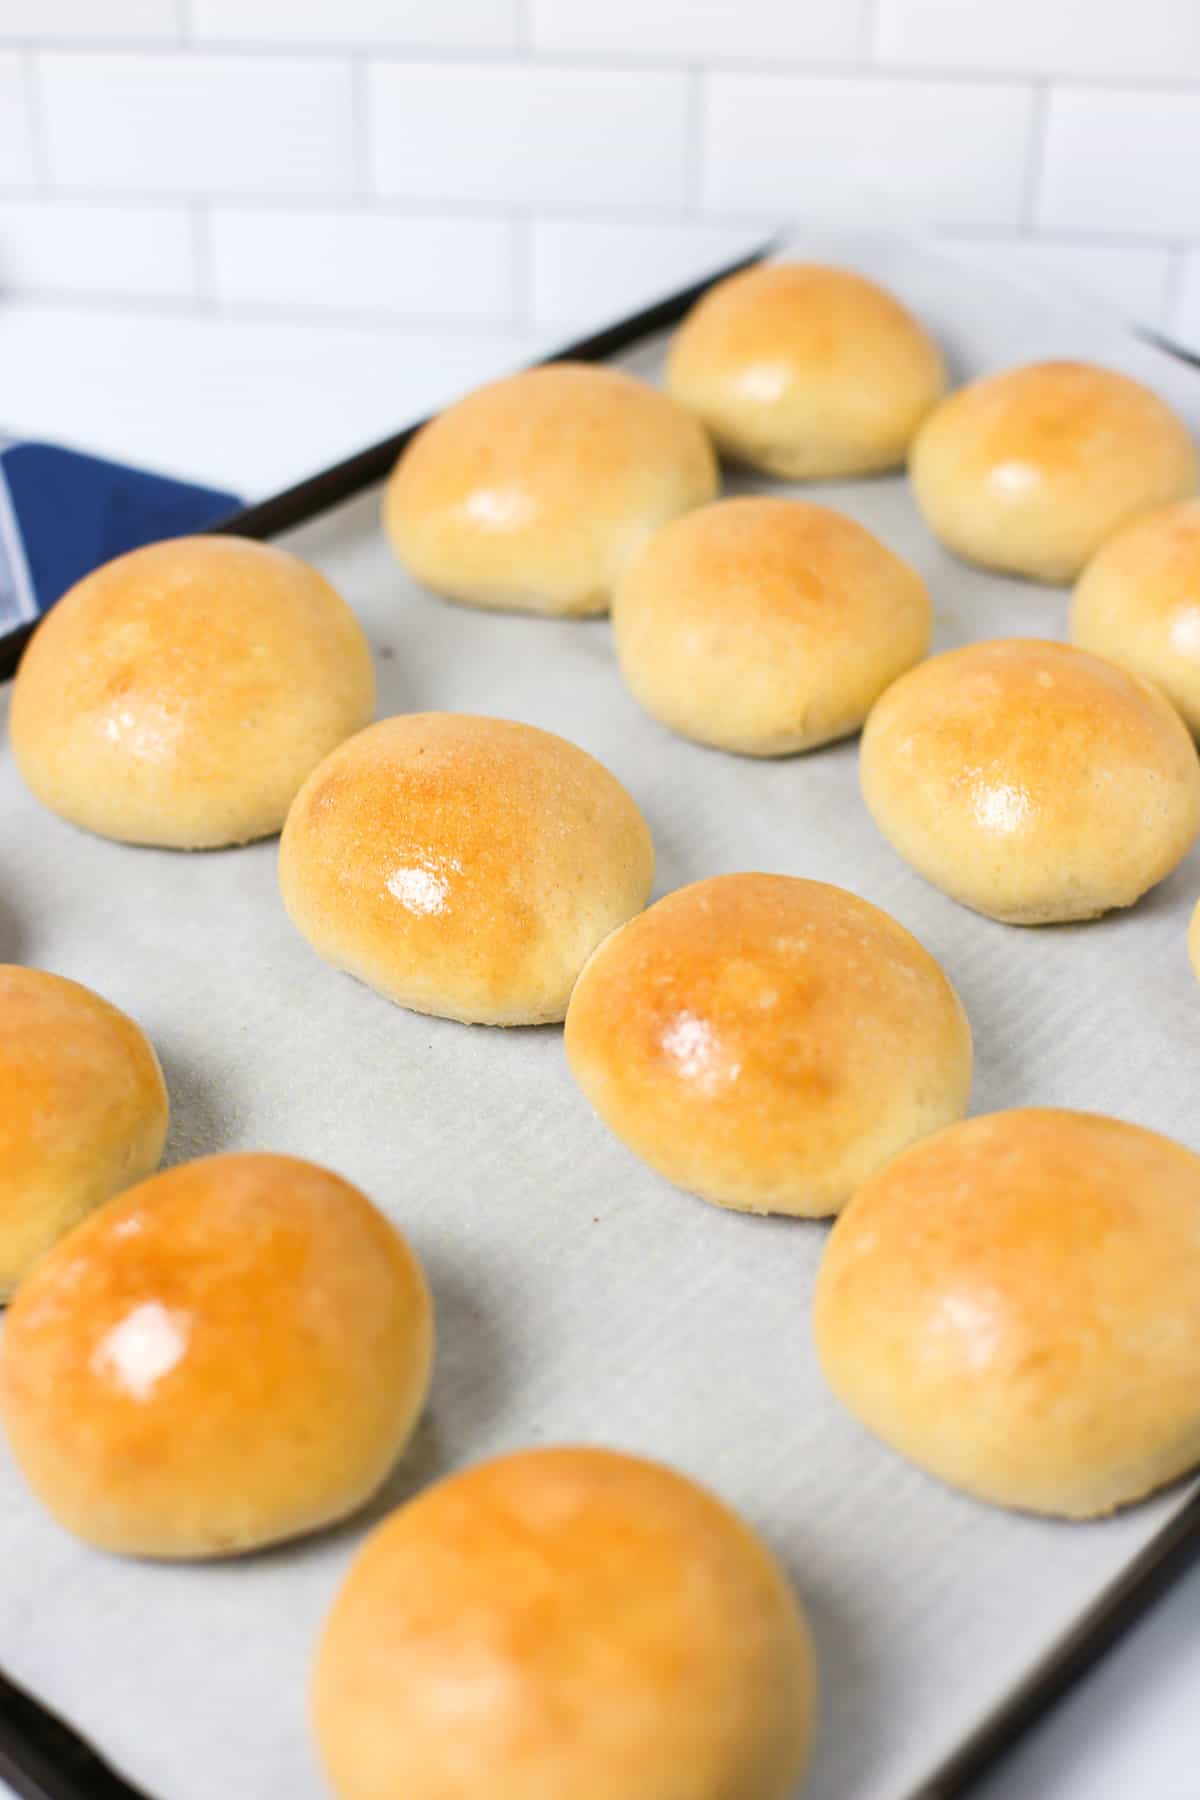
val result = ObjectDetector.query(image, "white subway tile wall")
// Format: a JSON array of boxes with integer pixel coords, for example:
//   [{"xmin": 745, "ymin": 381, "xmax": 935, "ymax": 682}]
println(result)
[
  {"xmin": 702, "ymin": 74, "xmax": 1034, "ymax": 225},
  {"xmin": 368, "ymin": 62, "xmax": 690, "ymax": 208},
  {"xmin": 0, "ymin": 3, "xmax": 1197, "ymax": 349},
  {"xmin": 207, "ymin": 208, "xmax": 515, "ymax": 319},
  {"xmin": 0, "ymin": 54, "xmax": 39, "ymax": 190}
]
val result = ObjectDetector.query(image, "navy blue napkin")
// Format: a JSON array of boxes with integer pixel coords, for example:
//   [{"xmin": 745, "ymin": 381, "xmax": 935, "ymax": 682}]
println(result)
[{"xmin": 0, "ymin": 438, "xmax": 239, "ymax": 639}]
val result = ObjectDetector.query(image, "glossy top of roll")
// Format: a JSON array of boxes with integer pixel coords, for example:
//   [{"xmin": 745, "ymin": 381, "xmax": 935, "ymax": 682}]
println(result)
[
  {"xmin": 665, "ymin": 261, "xmax": 946, "ymax": 478},
  {"xmin": 565, "ymin": 873, "xmax": 971, "ymax": 1217},
  {"xmin": 280, "ymin": 712, "xmax": 654, "ymax": 1026},
  {"xmin": 9, "ymin": 535, "xmax": 375, "ymax": 848},
  {"xmin": 312, "ymin": 1446, "xmax": 815, "ymax": 1800},
  {"xmin": 815, "ymin": 1108, "xmax": 1200, "ymax": 1517},
  {"xmin": 910, "ymin": 360, "xmax": 1198, "ymax": 584},
  {"xmin": 861, "ymin": 637, "xmax": 1200, "ymax": 923},
  {"xmin": 384, "ymin": 362, "xmax": 718, "ymax": 616},
  {"xmin": 0, "ymin": 965, "xmax": 167, "ymax": 1298}
]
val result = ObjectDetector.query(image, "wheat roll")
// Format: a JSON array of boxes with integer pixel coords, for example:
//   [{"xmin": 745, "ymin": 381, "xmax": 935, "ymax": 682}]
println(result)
[
  {"xmin": 861, "ymin": 638, "xmax": 1200, "ymax": 924},
  {"xmin": 910, "ymin": 361, "xmax": 1198, "ymax": 584},
  {"xmin": 0, "ymin": 966, "xmax": 167, "ymax": 1300},
  {"xmin": 0, "ymin": 1153, "xmax": 432, "ymax": 1557},
  {"xmin": 280, "ymin": 713, "xmax": 654, "ymax": 1026},
  {"xmin": 383, "ymin": 363, "xmax": 717, "ymax": 617},
  {"xmin": 565, "ymin": 874, "xmax": 971, "ymax": 1218},
  {"xmin": 1071, "ymin": 497, "xmax": 1200, "ymax": 735},
  {"xmin": 815, "ymin": 1109, "xmax": 1200, "ymax": 1518},
  {"xmin": 665, "ymin": 261, "xmax": 946, "ymax": 479},
  {"xmin": 9, "ymin": 536, "xmax": 375, "ymax": 848},
  {"xmin": 613, "ymin": 496, "xmax": 932, "ymax": 755},
  {"xmin": 312, "ymin": 1446, "xmax": 815, "ymax": 1800}
]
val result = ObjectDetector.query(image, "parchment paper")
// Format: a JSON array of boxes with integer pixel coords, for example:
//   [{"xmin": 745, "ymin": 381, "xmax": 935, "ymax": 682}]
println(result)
[{"xmin": 2, "ymin": 228, "xmax": 1199, "ymax": 1800}]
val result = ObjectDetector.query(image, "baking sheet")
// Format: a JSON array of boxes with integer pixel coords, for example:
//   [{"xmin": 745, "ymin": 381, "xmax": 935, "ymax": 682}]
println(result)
[{"xmin": 2, "ymin": 228, "xmax": 1200, "ymax": 1800}]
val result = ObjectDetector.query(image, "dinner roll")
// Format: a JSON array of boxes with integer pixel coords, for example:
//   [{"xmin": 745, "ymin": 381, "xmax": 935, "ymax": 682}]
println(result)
[
  {"xmin": 1071, "ymin": 497, "xmax": 1200, "ymax": 735},
  {"xmin": 0, "ymin": 966, "xmax": 167, "ymax": 1300},
  {"xmin": 665, "ymin": 261, "xmax": 945, "ymax": 479},
  {"xmin": 10, "ymin": 536, "xmax": 375, "ymax": 848},
  {"xmin": 565, "ymin": 874, "xmax": 971, "ymax": 1218},
  {"xmin": 910, "ymin": 361, "xmax": 1198, "ymax": 584},
  {"xmin": 613, "ymin": 497, "xmax": 932, "ymax": 755},
  {"xmin": 280, "ymin": 713, "xmax": 654, "ymax": 1026},
  {"xmin": 312, "ymin": 1447, "xmax": 815, "ymax": 1800},
  {"xmin": 862, "ymin": 638, "xmax": 1200, "ymax": 924},
  {"xmin": 0, "ymin": 1153, "xmax": 432, "ymax": 1558},
  {"xmin": 814, "ymin": 1109, "xmax": 1200, "ymax": 1518},
  {"xmin": 383, "ymin": 363, "xmax": 717, "ymax": 617}
]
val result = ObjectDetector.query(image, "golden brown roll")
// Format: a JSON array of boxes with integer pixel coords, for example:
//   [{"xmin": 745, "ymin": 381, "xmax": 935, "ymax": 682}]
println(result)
[
  {"xmin": 1071, "ymin": 497, "xmax": 1200, "ymax": 734},
  {"xmin": 564, "ymin": 873, "xmax": 971, "ymax": 1217},
  {"xmin": 312, "ymin": 1446, "xmax": 815, "ymax": 1800},
  {"xmin": 280, "ymin": 713, "xmax": 654, "ymax": 1026},
  {"xmin": 612, "ymin": 496, "xmax": 932, "ymax": 755},
  {"xmin": 665, "ymin": 261, "xmax": 946, "ymax": 479},
  {"xmin": 861, "ymin": 638, "xmax": 1200, "ymax": 924},
  {"xmin": 9, "ymin": 535, "xmax": 375, "ymax": 848},
  {"xmin": 910, "ymin": 361, "xmax": 1198, "ymax": 584},
  {"xmin": 383, "ymin": 362, "xmax": 718, "ymax": 617},
  {"xmin": 0, "ymin": 1152, "xmax": 432, "ymax": 1558},
  {"xmin": 814, "ymin": 1108, "xmax": 1200, "ymax": 1518},
  {"xmin": 0, "ymin": 965, "xmax": 167, "ymax": 1300}
]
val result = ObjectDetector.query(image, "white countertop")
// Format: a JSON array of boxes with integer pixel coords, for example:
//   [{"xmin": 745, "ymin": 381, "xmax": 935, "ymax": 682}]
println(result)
[{"xmin": 3, "ymin": 293, "xmax": 1200, "ymax": 1800}]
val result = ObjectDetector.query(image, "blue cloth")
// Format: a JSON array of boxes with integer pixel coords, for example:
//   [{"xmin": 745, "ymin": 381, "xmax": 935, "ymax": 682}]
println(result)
[{"xmin": 0, "ymin": 439, "xmax": 240, "ymax": 635}]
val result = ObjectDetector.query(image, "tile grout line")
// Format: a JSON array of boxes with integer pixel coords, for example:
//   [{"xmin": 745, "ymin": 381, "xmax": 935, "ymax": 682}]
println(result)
[
  {"xmin": 1162, "ymin": 245, "xmax": 1191, "ymax": 337},
  {"xmin": 1, "ymin": 40, "xmax": 1198, "ymax": 90},
  {"xmin": 857, "ymin": 0, "xmax": 880, "ymax": 63},
  {"xmin": 510, "ymin": 212, "xmax": 531, "ymax": 330},
  {"xmin": 1019, "ymin": 81, "xmax": 1050, "ymax": 235},
  {"xmin": 685, "ymin": 66, "xmax": 705, "ymax": 216},
  {"xmin": 21, "ymin": 49, "xmax": 52, "ymax": 191},
  {"xmin": 349, "ymin": 52, "xmax": 372, "ymax": 194},
  {"xmin": 189, "ymin": 201, "xmax": 218, "ymax": 310}
]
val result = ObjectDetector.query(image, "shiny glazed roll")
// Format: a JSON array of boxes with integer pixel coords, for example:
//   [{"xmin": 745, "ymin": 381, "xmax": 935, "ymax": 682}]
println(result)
[
  {"xmin": 564, "ymin": 873, "xmax": 972, "ymax": 1217},
  {"xmin": 860, "ymin": 638, "xmax": 1200, "ymax": 924},
  {"xmin": 909, "ymin": 360, "xmax": 1198, "ymax": 584},
  {"xmin": 279, "ymin": 713, "xmax": 655, "ymax": 1026},
  {"xmin": 814, "ymin": 1109, "xmax": 1200, "ymax": 1517},
  {"xmin": 665, "ymin": 261, "xmax": 946, "ymax": 478},
  {"xmin": 1071, "ymin": 497, "xmax": 1200, "ymax": 735},
  {"xmin": 612, "ymin": 496, "xmax": 932, "ymax": 755},
  {"xmin": 0, "ymin": 965, "xmax": 168, "ymax": 1299},
  {"xmin": 9, "ymin": 535, "xmax": 376, "ymax": 848},
  {"xmin": 383, "ymin": 362, "xmax": 718, "ymax": 616},
  {"xmin": 0, "ymin": 1153, "xmax": 433, "ymax": 1557},
  {"xmin": 312, "ymin": 1447, "xmax": 816, "ymax": 1800}
]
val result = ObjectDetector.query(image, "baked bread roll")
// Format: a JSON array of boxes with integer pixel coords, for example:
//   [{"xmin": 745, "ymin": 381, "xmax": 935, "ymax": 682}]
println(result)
[
  {"xmin": 0, "ymin": 1152, "xmax": 432, "ymax": 1557},
  {"xmin": 665, "ymin": 261, "xmax": 945, "ymax": 478},
  {"xmin": 383, "ymin": 363, "xmax": 718, "ymax": 616},
  {"xmin": 280, "ymin": 713, "xmax": 654, "ymax": 1026},
  {"xmin": 814, "ymin": 1109, "xmax": 1200, "ymax": 1517},
  {"xmin": 312, "ymin": 1447, "xmax": 815, "ymax": 1800},
  {"xmin": 1071, "ymin": 497, "xmax": 1200, "ymax": 734},
  {"xmin": 861, "ymin": 638, "xmax": 1200, "ymax": 924},
  {"xmin": 910, "ymin": 361, "xmax": 1198, "ymax": 584},
  {"xmin": 10, "ymin": 535, "xmax": 375, "ymax": 848},
  {"xmin": 564, "ymin": 873, "xmax": 971, "ymax": 1217},
  {"xmin": 0, "ymin": 965, "xmax": 167, "ymax": 1299},
  {"xmin": 613, "ymin": 496, "xmax": 932, "ymax": 755}
]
